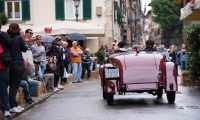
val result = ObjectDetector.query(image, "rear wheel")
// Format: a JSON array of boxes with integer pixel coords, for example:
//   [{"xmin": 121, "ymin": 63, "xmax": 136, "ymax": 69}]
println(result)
[
  {"xmin": 166, "ymin": 91, "xmax": 176, "ymax": 103},
  {"xmin": 157, "ymin": 88, "xmax": 163, "ymax": 98},
  {"xmin": 102, "ymin": 88, "xmax": 107, "ymax": 99},
  {"xmin": 107, "ymin": 93, "xmax": 114, "ymax": 105}
]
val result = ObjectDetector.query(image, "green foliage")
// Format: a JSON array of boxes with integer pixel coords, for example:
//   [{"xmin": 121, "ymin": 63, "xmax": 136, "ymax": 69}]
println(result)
[
  {"xmin": 183, "ymin": 24, "xmax": 200, "ymax": 83},
  {"xmin": 151, "ymin": 0, "xmax": 182, "ymax": 33},
  {"xmin": 94, "ymin": 49, "xmax": 105, "ymax": 65},
  {"xmin": 0, "ymin": 12, "xmax": 8, "ymax": 25}
]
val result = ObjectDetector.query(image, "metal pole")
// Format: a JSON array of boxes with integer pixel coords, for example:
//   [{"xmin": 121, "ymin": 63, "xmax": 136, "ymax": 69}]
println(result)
[
  {"xmin": 134, "ymin": 5, "xmax": 137, "ymax": 45},
  {"xmin": 112, "ymin": 0, "xmax": 114, "ymax": 42},
  {"xmin": 75, "ymin": 6, "xmax": 79, "ymax": 22},
  {"xmin": 130, "ymin": 8, "xmax": 133, "ymax": 43},
  {"xmin": 134, "ymin": 5, "xmax": 137, "ymax": 36}
]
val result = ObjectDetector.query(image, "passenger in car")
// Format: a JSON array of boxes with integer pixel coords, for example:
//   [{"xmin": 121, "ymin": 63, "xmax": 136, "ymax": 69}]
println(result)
[
  {"xmin": 107, "ymin": 41, "xmax": 128, "ymax": 63},
  {"xmin": 114, "ymin": 41, "xmax": 128, "ymax": 53},
  {"xmin": 143, "ymin": 40, "xmax": 156, "ymax": 51}
]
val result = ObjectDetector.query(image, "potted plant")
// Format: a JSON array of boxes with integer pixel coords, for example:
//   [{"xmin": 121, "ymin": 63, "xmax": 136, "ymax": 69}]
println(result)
[
  {"xmin": 94, "ymin": 49, "xmax": 105, "ymax": 65},
  {"xmin": 0, "ymin": 12, "xmax": 8, "ymax": 25}
]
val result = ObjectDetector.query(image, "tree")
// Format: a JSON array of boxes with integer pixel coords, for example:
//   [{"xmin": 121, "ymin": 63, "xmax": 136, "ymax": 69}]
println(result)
[
  {"xmin": 0, "ymin": 12, "xmax": 8, "ymax": 25},
  {"xmin": 151, "ymin": 0, "xmax": 182, "ymax": 32},
  {"xmin": 151, "ymin": 0, "xmax": 182, "ymax": 45}
]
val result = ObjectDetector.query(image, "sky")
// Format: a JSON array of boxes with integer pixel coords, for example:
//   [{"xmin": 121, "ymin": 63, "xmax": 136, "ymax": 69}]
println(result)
[{"xmin": 141, "ymin": 0, "xmax": 152, "ymax": 15}]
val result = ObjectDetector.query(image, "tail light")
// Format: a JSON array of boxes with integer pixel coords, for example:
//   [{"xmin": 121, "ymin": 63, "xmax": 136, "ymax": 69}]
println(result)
[
  {"xmin": 169, "ymin": 83, "xmax": 174, "ymax": 90},
  {"xmin": 110, "ymin": 83, "xmax": 115, "ymax": 89}
]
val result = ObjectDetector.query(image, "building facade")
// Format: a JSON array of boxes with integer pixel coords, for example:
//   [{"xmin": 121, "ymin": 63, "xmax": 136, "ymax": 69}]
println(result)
[{"xmin": 0, "ymin": 0, "xmax": 141, "ymax": 52}]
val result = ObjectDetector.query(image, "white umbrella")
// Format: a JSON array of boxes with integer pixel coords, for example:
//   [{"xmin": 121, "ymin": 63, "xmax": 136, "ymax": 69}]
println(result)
[{"xmin": 32, "ymin": 21, "xmax": 104, "ymax": 36}]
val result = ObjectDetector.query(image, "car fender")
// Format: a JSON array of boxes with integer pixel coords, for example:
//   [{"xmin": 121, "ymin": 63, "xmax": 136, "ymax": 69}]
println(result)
[
  {"xmin": 164, "ymin": 62, "xmax": 178, "ymax": 91},
  {"xmin": 99, "ymin": 65, "xmax": 104, "ymax": 87},
  {"xmin": 100, "ymin": 64, "xmax": 116, "ymax": 88},
  {"xmin": 106, "ymin": 80, "xmax": 118, "ymax": 93}
]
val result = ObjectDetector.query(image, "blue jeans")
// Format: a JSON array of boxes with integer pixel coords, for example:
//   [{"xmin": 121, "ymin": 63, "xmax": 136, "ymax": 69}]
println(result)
[
  {"xmin": 35, "ymin": 63, "xmax": 46, "ymax": 80},
  {"xmin": 68, "ymin": 62, "xmax": 72, "ymax": 73},
  {"xmin": 20, "ymin": 79, "xmax": 39, "ymax": 98},
  {"xmin": 72, "ymin": 62, "xmax": 82, "ymax": 82},
  {"xmin": 180, "ymin": 61, "xmax": 187, "ymax": 71},
  {"xmin": 0, "ymin": 70, "xmax": 10, "ymax": 112}
]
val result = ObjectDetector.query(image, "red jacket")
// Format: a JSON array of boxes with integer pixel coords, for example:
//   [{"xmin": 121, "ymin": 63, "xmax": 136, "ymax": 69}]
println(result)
[
  {"xmin": 0, "ymin": 44, "xmax": 7, "ymax": 69},
  {"xmin": 0, "ymin": 32, "xmax": 14, "ymax": 69}
]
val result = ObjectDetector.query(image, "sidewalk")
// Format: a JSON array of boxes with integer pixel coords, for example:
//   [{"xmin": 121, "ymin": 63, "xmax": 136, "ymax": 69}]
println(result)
[{"xmin": 0, "ymin": 89, "xmax": 63, "ymax": 120}]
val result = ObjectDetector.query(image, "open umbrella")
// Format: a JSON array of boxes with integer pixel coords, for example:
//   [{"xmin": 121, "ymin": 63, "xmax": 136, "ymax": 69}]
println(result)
[
  {"xmin": 65, "ymin": 33, "xmax": 87, "ymax": 40},
  {"xmin": 41, "ymin": 35, "xmax": 55, "ymax": 46}
]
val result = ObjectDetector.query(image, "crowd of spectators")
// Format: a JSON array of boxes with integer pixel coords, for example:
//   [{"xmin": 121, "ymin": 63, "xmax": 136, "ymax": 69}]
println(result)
[{"xmin": 0, "ymin": 23, "xmax": 100, "ymax": 118}]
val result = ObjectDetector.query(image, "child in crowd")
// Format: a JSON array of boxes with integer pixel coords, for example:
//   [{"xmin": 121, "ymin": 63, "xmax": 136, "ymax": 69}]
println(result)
[{"xmin": 44, "ymin": 56, "xmax": 58, "ymax": 91}]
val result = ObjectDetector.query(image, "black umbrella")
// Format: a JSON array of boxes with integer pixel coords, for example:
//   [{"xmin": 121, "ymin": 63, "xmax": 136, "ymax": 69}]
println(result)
[{"xmin": 65, "ymin": 33, "xmax": 87, "ymax": 40}]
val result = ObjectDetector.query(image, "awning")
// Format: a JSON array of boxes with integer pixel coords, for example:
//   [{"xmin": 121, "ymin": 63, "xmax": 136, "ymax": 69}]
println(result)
[
  {"xmin": 1, "ymin": 24, "xmax": 37, "ymax": 32},
  {"xmin": 180, "ymin": 0, "xmax": 200, "ymax": 21},
  {"xmin": 28, "ymin": 21, "xmax": 104, "ymax": 37}
]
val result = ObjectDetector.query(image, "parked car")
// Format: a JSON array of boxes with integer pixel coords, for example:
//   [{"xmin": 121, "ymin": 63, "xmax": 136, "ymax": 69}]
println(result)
[{"xmin": 99, "ymin": 51, "xmax": 178, "ymax": 105}]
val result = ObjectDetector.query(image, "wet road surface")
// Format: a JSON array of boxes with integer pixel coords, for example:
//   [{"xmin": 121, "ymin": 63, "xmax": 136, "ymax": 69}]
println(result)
[{"xmin": 16, "ymin": 77, "xmax": 200, "ymax": 120}]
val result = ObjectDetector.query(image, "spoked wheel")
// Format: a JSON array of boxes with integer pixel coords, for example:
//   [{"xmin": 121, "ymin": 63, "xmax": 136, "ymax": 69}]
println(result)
[
  {"xmin": 157, "ymin": 88, "xmax": 163, "ymax": 98},
  {"xmin": 102, "ymin": 88, "xmax": 107, "ymax": 99},
  {"xmin": 166, "ymin": 91, "xmax": 176, "ymax": 103},
  {"xmin": 107, "ymin": 93, "xmax": 114, "ymax": 105}
]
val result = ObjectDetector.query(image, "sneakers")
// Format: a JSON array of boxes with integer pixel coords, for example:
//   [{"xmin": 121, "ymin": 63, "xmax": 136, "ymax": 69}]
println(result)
[
  {"xmin": 9, "ymin": 107, "xmax": 22, "ymax": 113},
  {"xmin": 77, "ymin": 81, "xmax": 83, "ymax": 83},
  {"xmin": 17, "ymin": 106, "xmax": 25, "ymax": 111},
  {"xmin": 61, "ymin": 82, "xmax": 66, "ymax": 85},
  {"xmin": 57, "ymin": 84, "xmax": 64, "ymax": 89},
  {"xmin": 25, "ymin": 97, "xmax": 32, "ymax": 104},
  {"xmin": 55, "ymin": 87, "xmax": 59, "ymax": 91},
  {"xmin": 51, "ymin": 87, "xmax": 57, "ymax": 92},
  {"xmin": 29, "ymin": 97, "xmax": 34, "ymax": 102},
  {"xmin": 4, "ymin": 111, "xmax": 11, "ymax": 118}
]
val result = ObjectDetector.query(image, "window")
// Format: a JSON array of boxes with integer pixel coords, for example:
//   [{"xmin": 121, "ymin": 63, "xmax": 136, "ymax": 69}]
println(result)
[
  {"xmin": 5, "ymin": 1, "xmax": 22, "ymax": 20},
  {"xmin": 65, "ymin": 0, "xmax": 83, "ymax": 20}
]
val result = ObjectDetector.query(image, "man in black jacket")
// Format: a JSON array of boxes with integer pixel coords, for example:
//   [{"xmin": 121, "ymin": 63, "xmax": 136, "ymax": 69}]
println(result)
[
  {"xmin": 143, "ymin": 40, "xmax": 155, "ymax": 51},
  {"xmin": 46, "ymin": 40, "xmax": 63, "ymax": 89}
]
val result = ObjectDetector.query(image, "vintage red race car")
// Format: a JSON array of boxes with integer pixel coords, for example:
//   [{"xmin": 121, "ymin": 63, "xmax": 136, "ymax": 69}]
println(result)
[{"xmin": 99, "ymin": 51, "xmax": 178, "ymax": 105}]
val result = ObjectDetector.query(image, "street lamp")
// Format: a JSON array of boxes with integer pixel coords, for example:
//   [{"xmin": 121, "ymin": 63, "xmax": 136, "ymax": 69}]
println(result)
[
  {"xmin": 132, "ymin": 0, "xmax": 137, "ymax": 43},
  {"xmin": 73, "ymin": 0, "xmax": 80, "ymax": 22}
]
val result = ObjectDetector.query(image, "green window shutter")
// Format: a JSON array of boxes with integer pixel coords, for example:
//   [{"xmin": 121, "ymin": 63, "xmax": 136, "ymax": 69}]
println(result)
[
  {"xmin": 117, "ymin": 13, "xmax": 120, "ymax": 24},
  {"xmin": 114, "ymin": 1, "xmax": 117, "ymax": 22},
  {"xmin": 55, "ymin": 0, "xmax": 65, "ymax": 20},
  {"xmin": 22, "ymin": 0, "xmax": 30, "ymax": 20},
  {"xmin": 83, "ymin": 0, "xmax": 91, "ymax": 20},
  {"xmin": 0, "ymin": 0, "xmax": 4, "ymax": 12}
]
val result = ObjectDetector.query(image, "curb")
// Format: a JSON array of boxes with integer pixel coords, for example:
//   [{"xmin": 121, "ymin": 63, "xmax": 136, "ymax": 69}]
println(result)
[{"xmin": 4, "ymin": 88, "xmax": 64, "ymax": 120}]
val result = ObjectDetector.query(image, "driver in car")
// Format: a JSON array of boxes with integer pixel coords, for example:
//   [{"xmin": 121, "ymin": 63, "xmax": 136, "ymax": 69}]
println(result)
[{"xmin": 143, "ymin": 40, "xmax": 155, "ymax": 51}]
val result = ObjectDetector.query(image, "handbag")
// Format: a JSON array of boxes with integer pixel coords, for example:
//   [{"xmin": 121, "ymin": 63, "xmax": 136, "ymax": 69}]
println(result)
[
  {"xmin": 0, "ymin": 44, "xmax": 12, "ymax": 67},
  {"xmin": 63, "ymin": 68, "xmax": 68, "ymax": 78},
  {"xmin": 24, "ymin": 60, "xmax": 35, "ymax": 76},
  {"xmin": 22, "ymin": 50, "xmax": 35, "ymax": 76}
]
